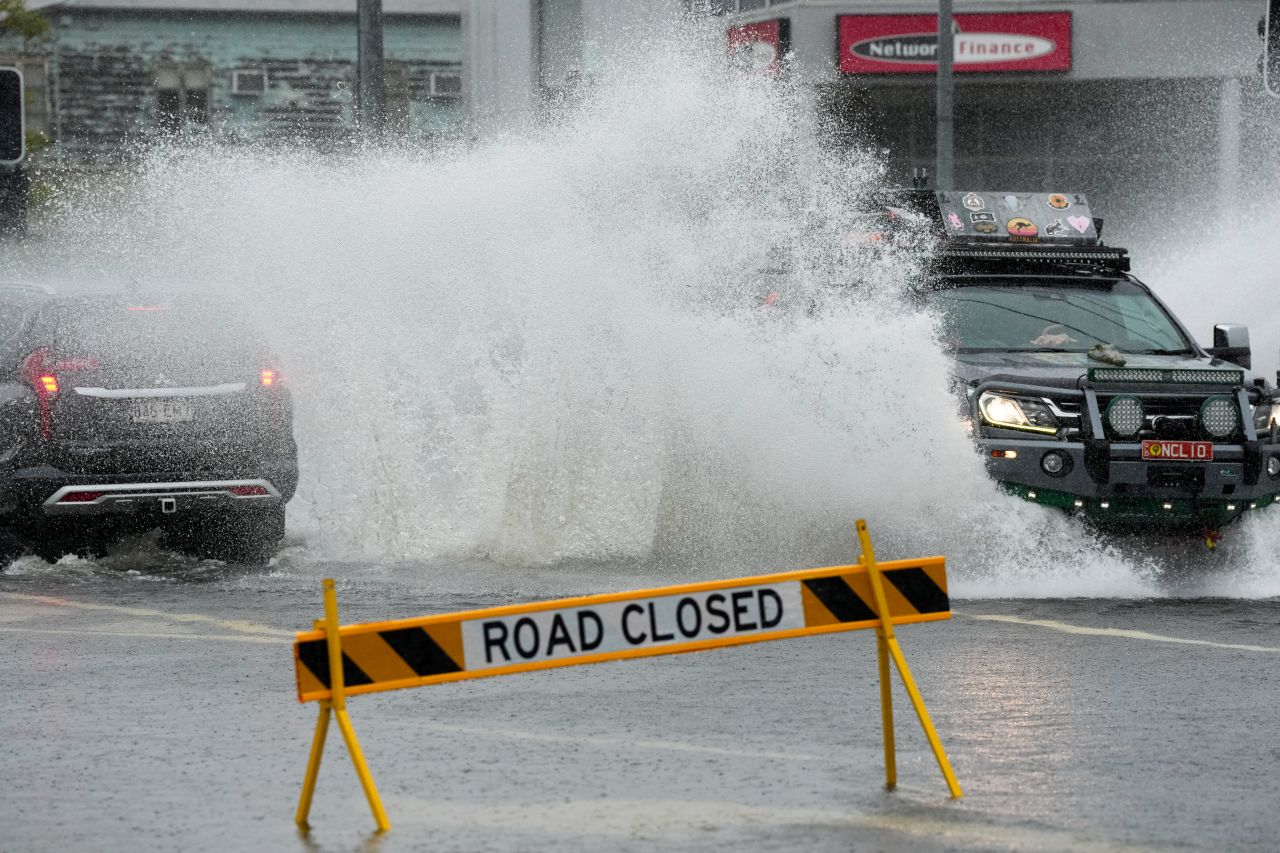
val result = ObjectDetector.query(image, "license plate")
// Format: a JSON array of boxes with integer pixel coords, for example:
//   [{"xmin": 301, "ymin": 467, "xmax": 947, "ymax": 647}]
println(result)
[
  {"xmin": 130, "ymin": 398, "xmax": 194, "ymax": 424},
  {"xmin": 1141, "ymin": 440, "xmax": 1213, "ymax": 462}
]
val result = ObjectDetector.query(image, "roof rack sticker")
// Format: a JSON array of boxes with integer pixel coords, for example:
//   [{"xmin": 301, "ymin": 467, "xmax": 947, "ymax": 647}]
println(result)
[{"xmin": 936, "ymin": 192, "xmax": 1097, "ymax": 246}]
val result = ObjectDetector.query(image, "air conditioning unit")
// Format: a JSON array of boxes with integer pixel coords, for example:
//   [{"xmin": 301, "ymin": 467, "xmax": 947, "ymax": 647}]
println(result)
[
  {"xmin": 232, "ymin": 69, "xmax": 267, "ymax": 96},
  {"xmin": 430, "ymin": 72, "xmax": 461, "ymax": 99}
]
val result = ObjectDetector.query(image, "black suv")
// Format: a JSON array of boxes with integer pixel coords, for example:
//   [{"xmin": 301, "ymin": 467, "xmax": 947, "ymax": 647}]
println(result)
[
  {"xmin": 0, "ymin": 287, "xmax": 297, "ymax": 562},
  {"xmin": 905, "ymin": 191, "xmax": 1280, "ymax": 535}
]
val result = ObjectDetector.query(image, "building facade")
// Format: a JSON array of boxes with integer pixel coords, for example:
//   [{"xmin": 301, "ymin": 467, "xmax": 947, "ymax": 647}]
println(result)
[
  {"xmin": 467, "ymin": 0, "xmax": 1280, "ymax": 243},
  {"xmin": 2, "ymin": 0, "xmax": 464, "ymax": 166},
  {"xmin": 726, "ymin": 1, "xmax": 1280, "ymax": 240}
]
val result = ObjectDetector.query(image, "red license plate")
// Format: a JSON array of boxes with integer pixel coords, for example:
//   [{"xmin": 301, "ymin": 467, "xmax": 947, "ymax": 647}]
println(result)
[{"xmin": 1141, "ymin": 440, "xmax": 1213, "ymax": 462}]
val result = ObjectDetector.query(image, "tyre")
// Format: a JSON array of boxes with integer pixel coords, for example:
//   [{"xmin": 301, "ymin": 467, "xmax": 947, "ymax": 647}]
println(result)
[
  {"xmin": 12, "ymin": 519, "xmax": 116, "ymax": 564},
  {"xmin": 0, "ymin": 525, "xmax": 28, "ymax": 566}
]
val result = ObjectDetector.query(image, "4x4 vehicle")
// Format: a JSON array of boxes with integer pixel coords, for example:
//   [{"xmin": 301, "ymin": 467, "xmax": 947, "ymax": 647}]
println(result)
[
  {"xmin": 0, "ymin": 287, "xmax": 297, "ymax": 562},
  {"xmin": 910, "ymin": 191, "xmax": 1280, "ymax": 535}
]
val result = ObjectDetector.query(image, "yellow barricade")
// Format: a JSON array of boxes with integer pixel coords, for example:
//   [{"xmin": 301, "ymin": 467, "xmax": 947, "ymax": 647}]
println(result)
[{"xmin": 293, "ymin": 520, "xmax": 962, "ymax": 833}]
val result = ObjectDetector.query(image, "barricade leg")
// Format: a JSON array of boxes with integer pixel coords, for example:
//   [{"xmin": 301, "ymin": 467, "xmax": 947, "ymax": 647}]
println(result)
[
  {"xmin": 876, "ymin": 629, "xmax": 897, "ymax": 790},
  {"xmin": 335, "ymin": 707, "xmax": 391, "ymax": 832},
  {"xmin": 297, "ymin": 578, "xmax": 392, "ymax": 833},
  {"xmin": 296, "ymin": 701, "xmax": 333, "ymax": 827},
  {"xmin": 857, "ymin": 520, "xmax": 962, "ymax": 799},
  {"xmin": 885, "ymin": 636, "xmax": 963, "ymax": 799}
]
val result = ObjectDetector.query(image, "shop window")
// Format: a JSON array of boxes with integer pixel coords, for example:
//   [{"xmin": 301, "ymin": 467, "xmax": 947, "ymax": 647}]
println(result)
[
  {"xmin": 183, "ymin": 66, "xmax": 211, "ymax": 125},
  {"xmin": 384, "ymin": 61, "xmax": 410, "ymax": 128},
  {"xmin": 155, "ymin": 62, "xmax": 211, "ymax": 132},
  {"xmin": 430, "ymin": 72, "xmax": 461, "ymax": 99},
  {"xmin": 232, "ymin": 70, "xmax": 267, "ymax": 97}
]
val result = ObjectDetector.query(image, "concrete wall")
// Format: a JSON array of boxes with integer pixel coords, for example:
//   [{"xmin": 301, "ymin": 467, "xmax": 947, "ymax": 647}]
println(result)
[
  {"xmin": 465, "ymin": 0, "xmax": 537, "ymax": 133},
  {"xmin": 465, "ymin": 0, "xmax": 684, "ymax": 132}
]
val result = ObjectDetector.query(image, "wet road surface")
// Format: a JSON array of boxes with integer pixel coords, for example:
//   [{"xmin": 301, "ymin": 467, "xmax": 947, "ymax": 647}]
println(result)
[{"xmin": 2, "ymin": 553, "xmax": 1279, "ymax": 852}]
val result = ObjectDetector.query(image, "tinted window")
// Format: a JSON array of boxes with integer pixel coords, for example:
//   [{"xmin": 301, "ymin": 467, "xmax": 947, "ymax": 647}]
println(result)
[{"xmin": 50, "ymin": 298, "xmax": 267, "ymax": 383}]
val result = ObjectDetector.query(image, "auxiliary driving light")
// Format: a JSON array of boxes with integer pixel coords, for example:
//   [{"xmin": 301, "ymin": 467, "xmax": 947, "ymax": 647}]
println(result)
[
  {"xmin": 1267, "ymin": 456, "xmax": 1280, "ymax": 479},
  {"xmin": 1200, "ymin": 396, "xmax": 1239, "ymax": 439},
  {"xmin": 1106, "ymin": 395, "xmax": 1144, "ymax": 438},
  {"xmin": 1040, "ymin": 450, "xmax": 1071, "ymax": 477}
]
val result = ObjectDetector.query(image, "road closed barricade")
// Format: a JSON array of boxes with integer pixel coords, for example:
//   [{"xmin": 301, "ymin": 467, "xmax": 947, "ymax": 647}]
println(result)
[{"xmin": 292, "ymin": 520, "xmax": 962, "ymax": 832}]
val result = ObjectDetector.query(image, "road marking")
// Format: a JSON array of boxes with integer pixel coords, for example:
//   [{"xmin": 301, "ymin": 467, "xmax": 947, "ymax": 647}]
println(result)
[
  {"xmin": 0, "ymin": 592, "xmax": 292, "ymax": 636},
  {"xmin": 961, "ymin": 613, "xmax": 1280, "ymax": 653},
  {"xmin": 0, "ymin": 626, "xmax": 284, "ymax": 643}
]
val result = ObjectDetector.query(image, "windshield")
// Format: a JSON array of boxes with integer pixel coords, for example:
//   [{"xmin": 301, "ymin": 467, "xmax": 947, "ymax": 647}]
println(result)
[{"xmin": 928, "ymin": 278, "xmax": 1194, "ymax": 354}]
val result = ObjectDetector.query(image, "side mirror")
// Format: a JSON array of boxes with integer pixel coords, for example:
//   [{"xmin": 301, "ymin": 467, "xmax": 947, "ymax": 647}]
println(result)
[{"xmin": 1209, "ymin": 323, "xmax": 1251, "ymax": 369}]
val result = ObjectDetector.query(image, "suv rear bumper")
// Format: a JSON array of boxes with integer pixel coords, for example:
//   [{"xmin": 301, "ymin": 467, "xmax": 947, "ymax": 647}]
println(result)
[
  {"xmin": 41, "ymin": 478, "xmax": 283, "ymax": 516},
  {"xmin": 0, "ymin": 462, "xmax": 298, "ymax": 519}
]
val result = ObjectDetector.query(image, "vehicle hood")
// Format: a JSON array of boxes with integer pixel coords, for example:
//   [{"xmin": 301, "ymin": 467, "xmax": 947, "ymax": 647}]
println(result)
[{"xmin": 953, "ymin": 351, "xmax": 1247, "ymax": 390}]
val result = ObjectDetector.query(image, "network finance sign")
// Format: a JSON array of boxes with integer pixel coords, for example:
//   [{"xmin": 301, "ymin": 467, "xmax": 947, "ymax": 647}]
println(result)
[{"xmin": 839, "ymin": 13, "xmax": 1072, "ymax": 75}]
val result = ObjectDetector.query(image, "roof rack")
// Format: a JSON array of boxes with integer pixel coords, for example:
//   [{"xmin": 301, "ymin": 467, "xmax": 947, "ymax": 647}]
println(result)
[{"xmin": 938, "ymin": 242, "xmax": 1131, "ymax": 272}]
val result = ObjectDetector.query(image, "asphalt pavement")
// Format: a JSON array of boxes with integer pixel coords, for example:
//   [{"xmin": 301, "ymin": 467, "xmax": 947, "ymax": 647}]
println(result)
[{"xmin": 2, "ymin": 551, "xmax": 1279, "ymax": 853}]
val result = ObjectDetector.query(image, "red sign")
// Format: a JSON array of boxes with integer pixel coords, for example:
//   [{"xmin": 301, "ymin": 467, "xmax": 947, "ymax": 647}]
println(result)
[
  {"xmin": 728, "ymin": 19, "xmax": 790, "ymax": 75},
  {"xmin": 839, "ymin": 13, "xmax": 1071, "ymax": 74},
  {"xmin": 1141, "ymin": 440, "xmax": 1214, "ymax": 462}
]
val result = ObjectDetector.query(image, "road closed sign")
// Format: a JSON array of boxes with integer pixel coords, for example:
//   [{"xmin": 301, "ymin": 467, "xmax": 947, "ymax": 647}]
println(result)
[
  {"xmin": 463, "ymin": 583, "xmax": 800, "ymax": 669},
  {"xmin": 291, "ymin": 522, "xmax": 962, "ymax": 832},
  {"xmin": 293, "ymin": 557, "xmax": 949, "ymax": 703}
]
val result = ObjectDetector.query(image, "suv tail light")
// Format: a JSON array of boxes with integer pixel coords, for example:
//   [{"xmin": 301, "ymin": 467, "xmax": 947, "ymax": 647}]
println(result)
[
  {"xmin": 259, "ymin": 366, "xmax": 285, "ymax": 429},
  {"xmin": 22, "ymin": 348, "xmax": 59, "ymax": 439},
  {"xmin": 58, "ymin": 490, "xmax": 104, "ymax": 503}
]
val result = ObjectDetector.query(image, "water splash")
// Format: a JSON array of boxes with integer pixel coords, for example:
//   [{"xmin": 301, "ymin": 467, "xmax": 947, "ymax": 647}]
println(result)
[{"xmin": 9, "ymin": 34, "xmax": 1269, "ymax": 598}]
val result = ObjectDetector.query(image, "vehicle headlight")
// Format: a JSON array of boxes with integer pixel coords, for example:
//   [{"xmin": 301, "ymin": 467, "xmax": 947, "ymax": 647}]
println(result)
[{"xmin": 978, "ymin": 391, "xmax": 1060, "ymax": 435}]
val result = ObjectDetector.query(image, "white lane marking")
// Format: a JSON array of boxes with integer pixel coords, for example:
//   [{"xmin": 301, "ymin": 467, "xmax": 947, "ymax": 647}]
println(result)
[
  {"xmin": 0, "ymin": 626, "xmax": 284, "ymax": 644},
  {"xmin": 0, "ymin": 592, "xmax": 293, "ymax": 636},
  {"xmin": 961, "ymin": 613, "xmax": 1280, "ymax": 653},
  {"xmin": 419, "ymin": 721, "xmax": 829, "ymax": 762}
]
